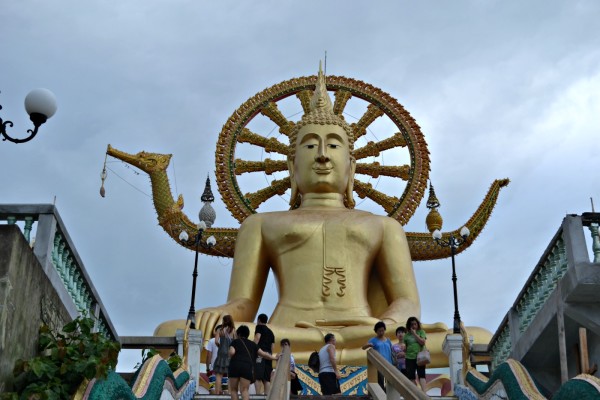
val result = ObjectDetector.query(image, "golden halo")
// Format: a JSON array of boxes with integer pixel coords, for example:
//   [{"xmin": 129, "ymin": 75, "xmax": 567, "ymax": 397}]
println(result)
[{"xmin": 215, "ymin": 75, "xmax": 430, "ymax": 225}]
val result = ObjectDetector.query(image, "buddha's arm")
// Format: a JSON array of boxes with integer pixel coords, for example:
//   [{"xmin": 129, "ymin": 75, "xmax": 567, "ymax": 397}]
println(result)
[
  {"xmin": 196, "ymin": 214, "xmax": 269, "ymax": 335},
  {"xmin": 375, "ymin": 217, "xmax": 421, "ymax": 323},
  {"xmin": 226, "ymin": 213, "xmax": 269, "ymax": 315}
]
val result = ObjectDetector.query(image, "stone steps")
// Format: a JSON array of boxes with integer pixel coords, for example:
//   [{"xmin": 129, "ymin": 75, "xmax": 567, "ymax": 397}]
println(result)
[{"xmin": 193, "ymin": 395, "xmax": 456, "ymax": 399}]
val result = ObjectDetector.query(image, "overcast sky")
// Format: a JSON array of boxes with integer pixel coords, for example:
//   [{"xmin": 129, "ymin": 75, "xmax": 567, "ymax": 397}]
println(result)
[{"xmin": 2, "ymin": 1, "xmax": 599, "ymax": 371}]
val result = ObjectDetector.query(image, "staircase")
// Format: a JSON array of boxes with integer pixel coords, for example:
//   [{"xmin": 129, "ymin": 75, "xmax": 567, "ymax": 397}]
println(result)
[
  {"xmin": 192, "ymin": 395, "xmax": 456, "ymax": 399},
  {"xmin": 193, "ymin": 396, "xmax": 373, "ymax": 400}
]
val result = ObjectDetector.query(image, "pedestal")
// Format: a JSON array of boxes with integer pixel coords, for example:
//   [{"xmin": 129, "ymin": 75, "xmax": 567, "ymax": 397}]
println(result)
[
  {"xmin": 176, "ymin": 328, "xmax": 204, "ymax": 392},
  {"xmin": 442, "ymin": 333, "xmax": 464, "ymax": 391}
]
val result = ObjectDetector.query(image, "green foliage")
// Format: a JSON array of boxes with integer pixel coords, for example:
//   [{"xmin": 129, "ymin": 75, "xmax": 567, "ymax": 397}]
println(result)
[
  {"xmin": 1, "ymin": 316, "xmax": 121, "ymax": 399},
  {"xmin": 135, "ymin": 349, "xmax": 182, "ymax": 373}
]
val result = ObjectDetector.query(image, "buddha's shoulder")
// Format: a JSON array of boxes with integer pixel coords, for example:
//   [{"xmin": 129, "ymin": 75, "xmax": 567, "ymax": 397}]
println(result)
[
  {"xmin": 240, "ymin": 210, "xmax": 292, "ymax": 224},
  {"xmin": 347, "ymin": 209, "xmax": 402, "ymax": 223},
  {"xmin": 243, "ymin": 209, "xmax": 401, "ymax": 224}
]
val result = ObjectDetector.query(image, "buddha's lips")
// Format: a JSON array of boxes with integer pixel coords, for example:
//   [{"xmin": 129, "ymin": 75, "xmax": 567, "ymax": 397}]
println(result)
[{"xmin": 313, "ymin": 168, "xmax": 332, "ymax": 174}]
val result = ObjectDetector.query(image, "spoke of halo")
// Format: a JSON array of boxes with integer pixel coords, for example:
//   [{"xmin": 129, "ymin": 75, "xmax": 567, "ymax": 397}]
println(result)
[
  {"xmin": 238, "ymin": 128, "xmax": 289, "ymax": 156},
  {"xmin": 353, "ymin": 179, "xmax": 400, "ymax": 214},
  {"xmin": 244, "ymin": 177, "xmax": 291, "ymax": 209},
  {"xmin": 234, "ymin": 159, "xmax": 288, "ymax": 175},
  {"xmin": 260, "ymin": 102, "xmax": 295, "ymax": 137},
  {"xmin": 353, "ymin": 133, "xmax": 407, "ymax": 160},
  {"xmin": 352, "ymin": 104, "xmax": 384, "ymax": 141},
  {"xmin": 355, "ymin": 162, "xmax": 410, "ymax": 180}
]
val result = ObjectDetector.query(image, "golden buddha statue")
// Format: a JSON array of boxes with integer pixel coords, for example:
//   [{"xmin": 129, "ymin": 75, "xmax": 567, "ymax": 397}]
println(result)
[{"xmin": 151, "ymin": 65, "xmax": 493, "ymax": 366}]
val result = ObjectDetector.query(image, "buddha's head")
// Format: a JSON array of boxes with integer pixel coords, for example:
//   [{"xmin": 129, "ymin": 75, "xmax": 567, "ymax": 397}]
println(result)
[{"xmin": 288, "ymin": 65, "xmax": 356, "ymax": 207}]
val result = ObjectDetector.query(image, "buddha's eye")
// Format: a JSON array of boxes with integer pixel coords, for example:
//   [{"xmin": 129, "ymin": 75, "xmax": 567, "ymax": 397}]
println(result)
[
  {"xmin": 328, "ymin": 144, "xmax": 340, "ymax": 149},
  {"xmin": 305, "ymin": 144, "xmax": 317, "ymax": 149}
]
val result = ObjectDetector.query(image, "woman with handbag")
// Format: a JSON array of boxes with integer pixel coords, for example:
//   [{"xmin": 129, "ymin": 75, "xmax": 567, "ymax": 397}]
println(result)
[
  {"xmin": 228, "ymin": 325, "xmax": 278, "ymax": 400},
  {"xmin": 404, "ymin": 316, "xmax": 428, "ymax": 392},
  {"xmin": 213, "ymin": 315, "xmax": 236, "ymax": 394}
]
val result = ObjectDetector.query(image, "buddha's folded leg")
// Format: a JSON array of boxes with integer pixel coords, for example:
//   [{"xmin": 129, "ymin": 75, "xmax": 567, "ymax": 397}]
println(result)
[{"xmin": 154, "ymin": 320, "xmax": 491, "ymax": 368}]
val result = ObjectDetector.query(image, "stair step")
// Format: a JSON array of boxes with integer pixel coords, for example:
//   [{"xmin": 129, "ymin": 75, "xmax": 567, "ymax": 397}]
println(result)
[
  {"xmin": 192, "ymin": 396, "xmax": 372, "ymax": 399},
  {"xmin": 193, "ymin": 394, "xmax": 455, "ymax": 399}
]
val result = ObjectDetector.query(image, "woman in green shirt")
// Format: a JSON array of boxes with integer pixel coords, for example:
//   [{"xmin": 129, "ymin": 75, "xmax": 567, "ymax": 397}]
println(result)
[{"xmin": 404, "ymin": 316, "xmax": 427, "ymax": 391}]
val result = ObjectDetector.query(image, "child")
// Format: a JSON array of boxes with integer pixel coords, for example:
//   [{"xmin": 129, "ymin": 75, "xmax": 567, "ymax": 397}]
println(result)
[{"xmin": 392, "ymin": 326, "xmax": 407, "ymax": 376}]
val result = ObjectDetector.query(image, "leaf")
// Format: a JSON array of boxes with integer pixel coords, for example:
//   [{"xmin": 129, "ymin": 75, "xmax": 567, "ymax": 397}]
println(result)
[
  {"xmin": 62, "ymin": 319, "xmax": 78, "ymax": 333},
  {"xmin": 10, "ymin": 316, "xmax": 121, "ymax": 398}
]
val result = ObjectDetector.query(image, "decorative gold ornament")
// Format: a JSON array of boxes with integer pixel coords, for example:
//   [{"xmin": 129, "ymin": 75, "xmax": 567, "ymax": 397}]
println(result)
[
  {"xmin": 105, "ymin": 68, "xmax": 509, "ymax": 366},
  {"xmin": 215, "ymin": 72, "xmax": 430, "ymax": 226}
]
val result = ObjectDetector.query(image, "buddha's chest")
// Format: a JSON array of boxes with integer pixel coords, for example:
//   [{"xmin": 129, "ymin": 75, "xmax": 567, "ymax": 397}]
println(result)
[{"xmin": 262, "ymin": 212, "xmax": 381, "ymax": 257}]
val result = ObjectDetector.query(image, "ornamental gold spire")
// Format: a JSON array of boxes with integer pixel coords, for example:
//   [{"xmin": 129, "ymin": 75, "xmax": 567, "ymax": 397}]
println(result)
[
  {"xmin": 309, "ymin": 61, "xmax": 334, "ymax": 113},
  {"xmin": 288, "ymin": 63, "xmax": 355, "ymax": 156},
  {"xmin": 199, "ymin": 175, "xmax": 216, "ymax": 228},
  {"xmin": 426, "ymin": 181, "xmax": 443, "ymax": 233}
]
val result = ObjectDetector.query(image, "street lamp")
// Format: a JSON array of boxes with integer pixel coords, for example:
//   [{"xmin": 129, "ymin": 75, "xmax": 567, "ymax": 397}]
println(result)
[
  {"xmin": 1, "ymin": 89, "xmax": 57, "ymax": 143},
  {"xmin": 432, "ymin": 226, "xmax": 470, "ymax": 334},
  {"xmin": 179, "ymin": 176, "xmax": 217, "ymax": 330}
]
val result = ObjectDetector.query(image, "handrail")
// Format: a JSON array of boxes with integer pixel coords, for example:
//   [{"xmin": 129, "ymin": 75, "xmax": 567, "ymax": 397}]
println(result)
[
  {"xmin": 267, "ymin": 345, "xmax": 291, "ymax": 400},
  {"xmin": 366, "ymin": 349, "xmax": 430, "ymax": 400},
  {"xmin": 488, "ymin": 213, "xmax": 599, "ymax": 370},
  {"xmin": 0, "ymin": 204, "xmax": 117, "ymax": 340}
]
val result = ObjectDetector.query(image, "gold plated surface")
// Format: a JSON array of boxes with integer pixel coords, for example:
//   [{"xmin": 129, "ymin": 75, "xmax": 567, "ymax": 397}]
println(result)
[
  {"xmin": 105, "ymin": 69, "xmax": 509, "ymax": 365},
  {"xmin": 215, "ymin": 74, "xmax": 430, "ymax": 225}
]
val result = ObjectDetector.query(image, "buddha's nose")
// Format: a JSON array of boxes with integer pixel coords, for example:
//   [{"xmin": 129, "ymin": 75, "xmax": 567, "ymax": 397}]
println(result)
[{"xmin": 315, "ymin": 144, "xmax": 330, "ymax": 162}]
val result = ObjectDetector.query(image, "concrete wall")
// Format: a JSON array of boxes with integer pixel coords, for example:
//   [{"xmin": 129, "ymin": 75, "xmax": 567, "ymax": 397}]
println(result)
[
  {"xmin": 0, "ymin": 225, "xmax": 71, "ymax": 392},
  {"xmin": 497, "ymin": 215, "xmax": 600, "ymax": 394}
]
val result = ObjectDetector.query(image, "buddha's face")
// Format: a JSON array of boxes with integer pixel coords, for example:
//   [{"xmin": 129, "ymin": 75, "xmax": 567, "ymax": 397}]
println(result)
[{"xmin": 291, "ymin": 123, "xmax": 354, "ymax": 196}]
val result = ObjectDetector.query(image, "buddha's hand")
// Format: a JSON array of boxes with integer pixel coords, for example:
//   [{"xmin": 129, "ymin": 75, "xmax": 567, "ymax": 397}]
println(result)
[
  {"xmin": 195, "ymin": 299, "xmax": 255, "ymax": 337},
  {"xmin": 194, "ymin": 307, "xmax": 227, "ymax": 338},
  {"xmin": 314, "ymin": 317, "xmax": 385, "ymax": 327}
]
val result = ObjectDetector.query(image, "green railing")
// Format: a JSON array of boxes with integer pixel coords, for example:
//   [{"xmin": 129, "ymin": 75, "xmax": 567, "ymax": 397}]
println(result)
[
  {"xmin": 0, "ymin": 204, "xmax": 117, "ymax": 341},
  {"xmin": 515, "ymin": 237, "xmax": 568, "ymax": 335},
  {"xmin": 489, "ymin": 317, "xmax": 511, "ymax": 371},
  {"xmin": 489, "ymin": 213, "xmax": 600, "ymax": 370}
]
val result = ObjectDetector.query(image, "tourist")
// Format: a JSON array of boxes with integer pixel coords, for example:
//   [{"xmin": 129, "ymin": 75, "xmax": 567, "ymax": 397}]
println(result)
[
  {"xmin": 204, "ymin": 324, "xmax": 222, "ymax": 392},
  {"xmin": 271, "ymin": 338, "xmax": 303, "ymax": 395},
  {"xmin": 318, "ymin": 333, "xmax": 341, "ymax": 395},
  {"xmin": 404, "ymin": 316, "xmax": 427, "ymax": 391},
  {"xmin": 392, "ymin": 326, "xmax": 407, "ymax": 376},
  {"xmin": 253, "ymin": 313, "xmax": 275, "ymax": 394},
  {"xmin": 228, "ymin": 325, "xmax": 277, "ymax": 400},
  {"xmin": 213, "ymin": 315, "xmax": 236, "ymax": 394},
  {"xmin": 362, "ymin": 321, "xmax": 393, "ymax": 390},
  {"xmin": 184, "ymin": 66, "xmax": 422, "ymax": 364}
]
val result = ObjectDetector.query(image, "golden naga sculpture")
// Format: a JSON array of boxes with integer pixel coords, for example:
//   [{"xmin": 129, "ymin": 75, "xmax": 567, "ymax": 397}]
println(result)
[{"xmin": 105, "ymin": 65, "xmax": 509, "ymax": 366}]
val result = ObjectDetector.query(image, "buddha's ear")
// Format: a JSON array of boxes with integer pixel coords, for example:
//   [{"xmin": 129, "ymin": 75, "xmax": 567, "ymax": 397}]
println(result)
[
  {"xmin": 288, "ymin": 157, "xmax": 298, "ymax": 207},
  {"xmin": 346, "ymin": 157, "xmax": 356, "ymax": 209}
]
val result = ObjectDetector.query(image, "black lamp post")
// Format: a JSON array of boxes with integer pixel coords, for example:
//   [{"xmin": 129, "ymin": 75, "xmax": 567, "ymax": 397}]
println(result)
[
  {"xmin": 432, "ymin": 226, "xmax": 470, "ymax": 334},
  {"xmin": 179, "ymin": 176, "xmax": 217, "ymax": 330},
  {"xmin": 1, "ymin": 89, "xmax": 57, "ymax": 143}
]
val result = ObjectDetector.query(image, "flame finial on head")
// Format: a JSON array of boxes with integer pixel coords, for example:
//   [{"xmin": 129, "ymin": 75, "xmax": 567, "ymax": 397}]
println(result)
[
  {"xmin": 309, "ymin": 61, "xmax": 334, "ymax": 113},
  {"xmin": 288, "ymin": 62, "xmax": 354, "ymax": 157},
  {"xmin": 287, "ymin": 62, "xmax": 357, "ymax": 209}
]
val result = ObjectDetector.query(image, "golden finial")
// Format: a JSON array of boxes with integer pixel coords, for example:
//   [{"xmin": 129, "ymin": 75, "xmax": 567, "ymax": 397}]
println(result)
[
  {"xmin": 309, "ymin": 61, "xmax": 334, "ymax": 112},
  {"xmin": 288, "ymin": 62, "xmax": 354, "ymax": 157},
  {"xmin": 426, "ymin": 181, "xmax": 443, "ymax": 233}
]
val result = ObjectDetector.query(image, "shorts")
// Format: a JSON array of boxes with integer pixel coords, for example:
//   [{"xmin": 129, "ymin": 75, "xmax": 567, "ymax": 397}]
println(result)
[
  {"xmin": 228, "ymin": 361, "xmax": 255, "ymax": 383},
  {"xmin": 255, "ymin": 357, "xmax": 273, "ymax": 382},
  {"xmin": 405, "ymin": 358, "xmax": 426, "ymax": 380},
  {"xmin": 318, "ymin": 372, "xmax": 341, "ymax": 395}
]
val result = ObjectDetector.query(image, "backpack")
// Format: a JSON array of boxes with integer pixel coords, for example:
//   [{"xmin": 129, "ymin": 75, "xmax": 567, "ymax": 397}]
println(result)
[{"xmin": 308, "ymin": 350, "xmax": 320, "ymax": 373}]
